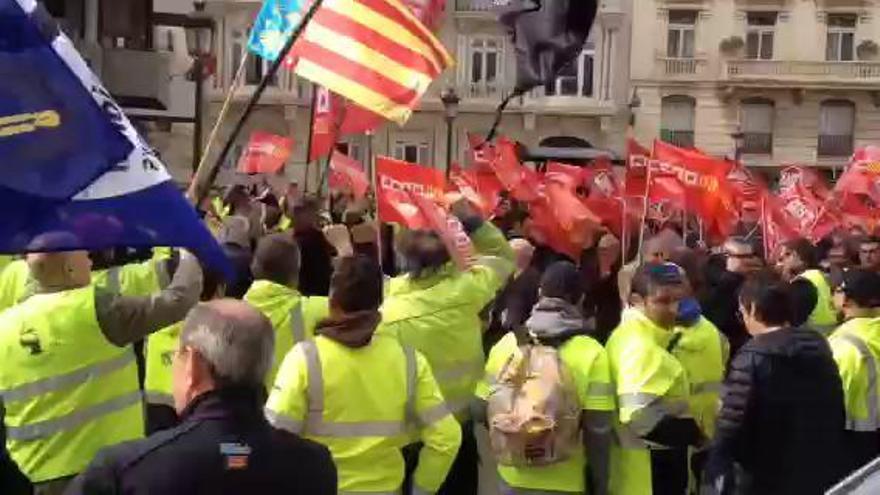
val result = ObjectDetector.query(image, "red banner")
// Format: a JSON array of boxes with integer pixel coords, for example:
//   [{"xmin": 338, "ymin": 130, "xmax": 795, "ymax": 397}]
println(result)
[
  {"xmin": 410, "ymin": 192, "xmax": 475, "ymax": 270},
  {"xmin": 448, "ymin": 165, "xmax": 498, "ymax": 219},
  {"xmin": 489, "ymin": 137, "xmax": 541, "ymax": 202},
  {"xmin": 310, "ymin": 87, "xmax": 338, "ymax": 162},
  {"xmin": 237, "ymin": 131, "xmax": 294, "ymax": 174},
  {"xmin": 375, "ymin": 156, "xmax": 445, "ymax": 227},
  {"xmin": 328, "ymin": 150, "xmax": 369, "ymax": 200}
]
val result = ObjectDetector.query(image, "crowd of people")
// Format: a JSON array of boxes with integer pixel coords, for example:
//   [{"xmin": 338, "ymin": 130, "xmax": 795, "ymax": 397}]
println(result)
[{"xmin": 0, "ymin": 180, "xmax": 879, "ymax": 495}]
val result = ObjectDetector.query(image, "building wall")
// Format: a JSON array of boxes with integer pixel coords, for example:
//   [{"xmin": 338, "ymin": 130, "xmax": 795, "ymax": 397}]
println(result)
[{"xmin": 631, "ymin": 0, "xmax": 880, "ymax": 169}]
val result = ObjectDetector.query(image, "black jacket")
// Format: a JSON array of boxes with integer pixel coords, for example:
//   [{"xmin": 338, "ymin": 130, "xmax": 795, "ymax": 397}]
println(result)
[
  {"xmin": 294, "ymin": 228, "xmax": 335, "ymax": 296},
  {"xmin": 704, "ymin": 327, "xmax": 847, "ymax": 495},
  {"xmin": 702, "ymin": 266, "xmax": 749, "ymax": 357},
  {"xmin": 64, "ymin": 389, "xmax": 336, "ymax": 495}
]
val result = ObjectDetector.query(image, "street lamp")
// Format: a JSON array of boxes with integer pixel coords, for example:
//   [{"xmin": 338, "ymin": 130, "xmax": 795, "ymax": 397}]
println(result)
[
  {"xmin": 628, "ymin": 87, "xmax": 641, "ymax": 127},
  {"xmin": 441, "ymin": 87, "xmax": 460, "ymax": 178},
  {"xmin": 731, "ymin": 127, "xmax": 745, "ymax": 163},
  {"xmin": 185, "ymin": 0, "xmax": 214, "ymax": 174}
]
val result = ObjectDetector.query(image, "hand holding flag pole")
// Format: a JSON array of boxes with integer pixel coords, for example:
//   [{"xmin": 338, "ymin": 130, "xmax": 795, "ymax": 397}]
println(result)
[{"xmin": 189, "ymin": 0, "xmax": 326, "ymax": 206}]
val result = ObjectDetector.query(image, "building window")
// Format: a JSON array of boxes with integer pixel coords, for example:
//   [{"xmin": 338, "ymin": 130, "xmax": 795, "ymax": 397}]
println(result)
[
  {"xmin": 336, "ymin": 141, "xmax": 365, "ymax": 163},
  {"xmin": 466, "ymin": 37, "xmax": 504, "ymax": 98},
  {"xmin": 545, "ymin": 41, "xmax": 594, "ymax": 97},
  {"xmin": 746, "ymin": 12, "xmax": 776, "ymax": 60},
  {"xmin": 660, "ymin": 95, "xmax": 696, "ymax": 148},
  {"xmin": 393, "ymin": 137, "xmax": 431, "ymax": 165},
  {"xmin": 667, "ymin": 10, "xmax": 697, "ymax": 59},
  {"xmin": 818, "ymin": 100, "xmax": 855, "ymax": 157},
  {"xmin": 826, "ymin": 14, "xmax": 857, "ymax": 61},
  {"xmin": 230, "ymin": 28, "xmax": 277, "ymax": 86},
  {"xmin": 740, "ymin": 98, "xmax": 774, "ymax": 155}
]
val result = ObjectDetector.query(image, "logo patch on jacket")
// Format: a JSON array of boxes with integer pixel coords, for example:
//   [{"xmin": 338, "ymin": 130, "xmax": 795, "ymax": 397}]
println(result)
[{"xmin": 219, "ymin": 442, "xmax": 251, "ymax": 470}]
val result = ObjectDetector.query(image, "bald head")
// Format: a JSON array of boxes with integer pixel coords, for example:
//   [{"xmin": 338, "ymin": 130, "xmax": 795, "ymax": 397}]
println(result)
[
  {"xmin": 179, "ymin": 300, "xmax": 275, "ymax": 391},
  {"xmin": 26, "ymin": 250, "xmax": 92, "ymax": 290}
]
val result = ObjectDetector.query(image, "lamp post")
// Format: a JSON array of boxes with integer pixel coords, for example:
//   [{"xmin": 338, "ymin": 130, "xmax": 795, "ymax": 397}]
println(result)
[
  {"xmin": 440, "ymin": 87, "xmax": 460, "ymax": 178},
  {"xmin": 731, "ymin": 128, "xmax": 745, "ymax": 164},
  {"xmin": 185, "ymin": 1, "xmax": 214, "ymax": 174},
  {"xmin": 628, "ymin": 87, "xmax": 641, "ymax": 127}
]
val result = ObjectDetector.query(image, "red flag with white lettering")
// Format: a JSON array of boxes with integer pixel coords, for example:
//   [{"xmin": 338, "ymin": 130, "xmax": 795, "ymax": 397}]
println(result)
[
  {"xmin": 309, "ymin": 87, "xmax": 338, "ymax": 162},
  {"xmin": 375, "ymin": 156, "xmax": 446, "ymax": 227},
  {"xmin": 237, "ymin": 131, "xmax": 294, "ymax": 174}
]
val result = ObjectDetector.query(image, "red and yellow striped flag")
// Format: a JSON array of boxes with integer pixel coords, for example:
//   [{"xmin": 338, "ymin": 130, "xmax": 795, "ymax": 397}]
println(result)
[{"xmin": 290, "ymin": 0, "xmax": 454, "ymax": 125}]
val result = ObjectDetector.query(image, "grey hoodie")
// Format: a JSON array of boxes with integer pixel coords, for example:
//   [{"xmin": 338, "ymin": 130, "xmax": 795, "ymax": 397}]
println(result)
[{"xmin": 524, "ymin": 297, "xmax": 592, "ymax": 346}]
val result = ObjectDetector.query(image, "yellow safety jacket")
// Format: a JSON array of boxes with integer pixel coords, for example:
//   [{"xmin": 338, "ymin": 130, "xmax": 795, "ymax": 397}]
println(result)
[
  {"xmin": 830, "ymin": 317, "xmax": 880, "ymax": 432},
  {"xmin": 672, "ymin": 316, "xmax": 728, "ymax": 438},
  {"xmin": 244, "ymin": 280, "xmax": 330, "ymax": 387},
  {"xmin": 144, "ymin": 322, "xmax": 182, "ymax": 408},
  {"xmin": 379, "ymin": 222, "xmax": 514, "ymax": 419},
  {"xmin": 605, "ymin": 309, "xmax": 692, "ymax": 495},
  {"xmin": 475, "ymin": 332, "xmax": 614, "ymax": 493},
  {"xmin": 799, "ymin": 269, "xmax": 839, "ymax": 335},
  {"xmin": 0, "ymin": 259, "xmax": 30, "ymax": 312},
  {"xmin": 265, "ymin": 334, "xmax": 462, "ymax": 494},
  {"xmin": 0, "ymin": 286, "xmax": 143, "ymax": 482}
]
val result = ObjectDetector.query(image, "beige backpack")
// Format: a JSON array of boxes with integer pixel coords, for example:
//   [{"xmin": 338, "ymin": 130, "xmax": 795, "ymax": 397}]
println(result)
[{"xmin": 487, "ymin": 342, "xmax": 582, "ymax": 466}]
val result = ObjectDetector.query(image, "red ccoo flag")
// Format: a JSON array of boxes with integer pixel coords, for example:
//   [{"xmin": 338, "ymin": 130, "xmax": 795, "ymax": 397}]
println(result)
[
  {"xmin": 328, "ymin": 150, "xmax": 370, "ymax": 200},
  {"xmin": 237, "ymin": 131, "xmax": 294, "ymax": 174},
  {"xmin": 375, "ymin": 156, "xmax": 445, "ymax": 226}
]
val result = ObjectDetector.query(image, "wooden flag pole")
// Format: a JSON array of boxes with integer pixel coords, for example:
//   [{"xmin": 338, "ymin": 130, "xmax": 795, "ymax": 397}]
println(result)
[
  {"xmin": 303, "ymin": 86, "xmax": 319, "ymax": 194},
  {"xmin": 190, "ymin": 0, "xmax": 325, "ymax": 206}
]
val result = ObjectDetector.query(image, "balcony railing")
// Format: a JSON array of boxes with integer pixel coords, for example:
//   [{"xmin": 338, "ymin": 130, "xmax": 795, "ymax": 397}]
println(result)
[
  {"xmin": 658, "ymin": 57, "xmax": 708, "ymax": 77},
  {"xmin": 455, "ymin": 0, "xmax": 494, "ymax": 12},
  {"xmin": 818, "ymin": 134, "xmax": 854, "ymax": 157},
  {"xmin": 660, "ymin": 129, "xmax": 695, "ymax": 149},
  {"xmin": 742, "ymin": 133, "xmax": 773, "ymax": 155},
  {"xmin": 726, "ymin": 60, "xmax": 880, "ymax": 83}
]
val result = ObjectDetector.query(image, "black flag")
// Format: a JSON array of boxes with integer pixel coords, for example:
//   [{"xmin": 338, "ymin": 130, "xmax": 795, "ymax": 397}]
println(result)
[{"xmin": 500, "ymin": 0, "xmax": 599, "ymax": 92}]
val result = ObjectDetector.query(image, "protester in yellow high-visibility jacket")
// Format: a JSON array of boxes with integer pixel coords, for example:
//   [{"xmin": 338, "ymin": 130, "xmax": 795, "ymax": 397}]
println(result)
[
  {"xmin": 474, "ymin": 261, "xmax": 614, "ymax": 495},
  {"xmin": 777, "ymin": 238, "xmax": 838, "ymax": 334},
  {"xmin": 267, "ymin": 255, "xmax": 461, "ymax": 494},
  {"xmin": 606, "ymin": 262, "xmax": 704, "ymax": 495},
  {"xmin": 379, "ymin": 199, "xmax": 514, "ymax": 495},
  {"xmin": 0, "ymin": 246, "xmax": 201, "ymax": 494},
  {"xmin": 829, "ymin": 268, "xmax": 880, "ymax": 472},
  {"xmin": 244, "ymin": 233, "xmax": 330, "ymax": 387}
]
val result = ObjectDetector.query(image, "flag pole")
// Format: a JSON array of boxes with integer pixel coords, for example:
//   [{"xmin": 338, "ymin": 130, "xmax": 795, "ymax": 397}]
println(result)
[
  {"xmin": 193, "ymin": 50, "xmax": 250, "ymax": 184},
  {"xmin": 303, "ymin": 85, "xmax": 318, "ymax": 194},
  {"xmin": 637, "ymin": 165, "xmax": 652, "ymax": 264},
  {"xmin": 190, "ymin": 0, "xmax": 326, "ymax": 206}
]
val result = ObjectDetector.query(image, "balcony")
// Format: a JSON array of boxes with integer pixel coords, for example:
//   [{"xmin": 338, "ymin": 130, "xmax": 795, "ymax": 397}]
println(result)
[
  {"xmin": 100, "ymin": 48, "xmax": 172, "ymax": 109},
  {"xmin": 656, "ymin": 57, "xmax": 709, "ymax": 80},
  {"xmin": 818, "ymin": 134, "xmax": 854, "ymax": 157},
  {"xmin": 725, "ymin": 60, "xmax": 880, "ymax": 88},
  {"xmin": 660, "ymin": 129, "xmax": 695, "ymax": 149},
  {"xmin": 742, "ymin": 133, "xmax": 773, "ymax": 155},
  {"xmin": 455, "ymin": 0, "xmax": 494, "ymax": 14}
]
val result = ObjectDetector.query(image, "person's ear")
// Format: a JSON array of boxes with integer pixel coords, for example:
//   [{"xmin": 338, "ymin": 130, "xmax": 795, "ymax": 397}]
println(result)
[{"xmin": 188, "ymin": 348, "xmax": 212, "ymax": 388}]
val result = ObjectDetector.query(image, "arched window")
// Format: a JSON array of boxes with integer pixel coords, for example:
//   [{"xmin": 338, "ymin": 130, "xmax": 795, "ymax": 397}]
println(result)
[
  {"xmin": 818, "ymin": 100, "xmax": 855, "ymax": 157},
  {"xmin": 660, "ymin": 95, "xmax": 696, "ymax": 148},
  {"xmin": 740, "ymin": 97, "xmax": 774, "ymax": 155}
]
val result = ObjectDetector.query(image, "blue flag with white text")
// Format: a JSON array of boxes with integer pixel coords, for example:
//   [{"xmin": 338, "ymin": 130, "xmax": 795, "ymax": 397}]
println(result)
[
  {"xmin": 0, "ymin": 0, "xmax": 228, "ymax": 274},
  {"xmin": 248, "ymin": 0, "xmax": 305, "ymax": 61}
]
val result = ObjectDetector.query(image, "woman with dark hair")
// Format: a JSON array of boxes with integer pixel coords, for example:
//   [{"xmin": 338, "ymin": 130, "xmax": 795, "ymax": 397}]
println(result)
[{"xmin": 703, "ymin": 271, "xmax": 847, "ymax": 495}]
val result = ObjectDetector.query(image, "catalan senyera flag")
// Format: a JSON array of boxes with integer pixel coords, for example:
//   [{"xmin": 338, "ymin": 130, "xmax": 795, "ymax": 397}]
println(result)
[{"xmin": 290, "ymin": 0, "xmax": 454, "ymax": 124}]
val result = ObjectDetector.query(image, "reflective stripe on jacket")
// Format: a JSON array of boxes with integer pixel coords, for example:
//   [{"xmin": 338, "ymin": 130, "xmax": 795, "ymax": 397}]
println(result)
[
  {"xmin": 265, "ymin": 334, "xmax": 461, "ymax": 493},
  {"xmin": 0, "ymin": 285, "xmax": 143, "ymax": 482},
  {"xmin": 244, "ymin": 280, "xmax": 329, "ymax": 387},
  {"xmin": 830, "ymin": 317, "xmax": 880, "ymax": 432}
]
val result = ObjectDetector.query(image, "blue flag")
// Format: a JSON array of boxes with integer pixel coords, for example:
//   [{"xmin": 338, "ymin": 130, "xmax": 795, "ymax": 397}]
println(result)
[
  {"xmin": 248, "ymin": 0, "xmax": 305, "ymax": 61},
  {"xmin": 0, "ymin": 0, "xmax": 228, "ymax": 274}
]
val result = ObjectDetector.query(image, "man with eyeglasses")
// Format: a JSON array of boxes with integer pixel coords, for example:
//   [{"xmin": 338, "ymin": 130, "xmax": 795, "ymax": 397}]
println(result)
[
  {"xmin": 702, "ymin": 237, "xmax": 761, "ymax": 356},
  {"xmin": 859, "ymin": 237, "xmax": 880, "ymax": 273}
]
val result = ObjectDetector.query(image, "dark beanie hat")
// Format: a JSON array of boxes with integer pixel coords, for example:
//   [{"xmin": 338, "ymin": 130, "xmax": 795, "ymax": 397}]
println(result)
[
  {"xmin": 540, "ymin": 261, "xmax": 583, "ymax": 302},
  {"xmin": 840, "ymin": 268, "xmax": 880, "ymax": 308}
]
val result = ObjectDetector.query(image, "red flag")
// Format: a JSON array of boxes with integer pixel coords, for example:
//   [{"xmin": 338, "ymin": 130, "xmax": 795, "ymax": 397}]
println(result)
[
  {"xmin": 546, "ymin": 162, "xmax": 588, "ymax": 189},
  {"xmin": 544, "ymin": 175, "xmax": 602, "ymax": 248},
  {"xmin": 489, "ymin": 137, "xmax": 541, "ymax": 202},
  {"xmin": 726, "ymin": 162, "xmax": 767, "ymax": 222},
  {"xmin": 338, "ymin": 102, "xmax": 383, "ymax": 136},
  {"xmin": 375, "ymin": 156, "xmax": 445, "ymax": 227},
  {"xmin": 328, "ymin": 151, "xmax": 370, "ymax": 200},
  {"xmin": 762, "ymin": 195, "xmax": 800, "ymax": 261},
  {"xmin": 835, "ymin": 147, "xmax": 880, "ymax": 203},
  {"xmin": 309, "ymin": 87, "xmax": 338, "ymax": 162},
  {"xmin": 651, "ymin": 140, "xmax": 737, "ymax": 238},
  {"xmin": 237, "ymin": 131, "xmax": 294, "ymax": 174},
  {"xmin": 409, "ymin": 191, "xmax": 475, "ymax": 270},
  {"xmin": 448, "ymin": 165, "xmax": 497, "ymax": 219},
  {"xmin": 528, "ymin": 199, "xmax": 582, "ymax": 261},
  {"xmin": 648, "ymin": 173, "xmax": 687, "ymax": 211},
  {"xmin": 627, "ymin": 138, "xmax": 651, "ymax": 158},
  {"xmin": 779, "ymin": 166, "xmax": 832, "ymax": 201},
  {"xmin": 467, "ymin": 133, "xmax": 495, "ymax": 168}
]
